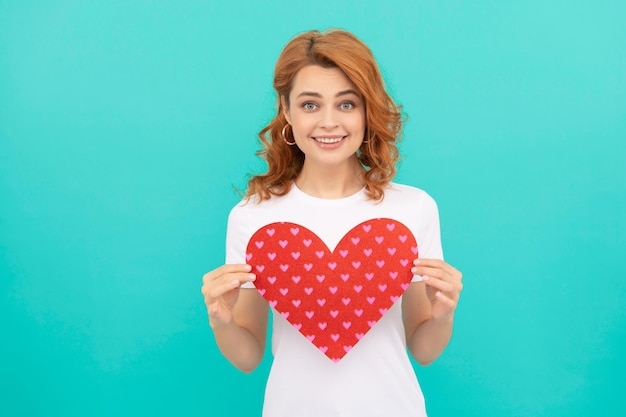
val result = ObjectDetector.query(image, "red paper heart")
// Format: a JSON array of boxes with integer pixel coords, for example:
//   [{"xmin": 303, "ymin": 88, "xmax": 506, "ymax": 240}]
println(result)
[{"xmin": 246, "ymin": 218, "xmax": 418, "ymax": 362}]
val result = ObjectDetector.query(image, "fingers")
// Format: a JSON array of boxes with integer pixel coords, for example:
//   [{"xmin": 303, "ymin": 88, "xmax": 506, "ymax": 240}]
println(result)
[
  {"xmin": 421, "ymin": 275, "xmax": 460, "ymax": 295},
  {"xmin": 413, "ymin": 259, "xmax": 462, "ymax": 283},
  {"xmin": 201, "ymin": 264, "xmax": 256, "ymax": 300},
  {"xmin": 411, "ymin": 258, "xmax": 463, "ymax": 312},
  {"xmin": 430, "ymin": 290, "xmax": 457, "ymax": 322},
  {"xmin": 413, "ymin": 258, "xmax": 461, "ymax": 280},
  {"xmin": 203, "ymin": 264, "xmax": 252, "ymax": 284},
  {"xmin": 201, "ymin": 264, "xmax": 257, "ymax": 327},
  {"xmin": 208, "ymin": 274, "xmax": 246, "ymax": 298}
]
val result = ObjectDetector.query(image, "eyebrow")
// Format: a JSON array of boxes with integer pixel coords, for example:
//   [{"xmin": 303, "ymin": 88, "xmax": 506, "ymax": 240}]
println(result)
[{"xmin": 296, "ymin": 89, "xmax": 360, "ymax": 99}]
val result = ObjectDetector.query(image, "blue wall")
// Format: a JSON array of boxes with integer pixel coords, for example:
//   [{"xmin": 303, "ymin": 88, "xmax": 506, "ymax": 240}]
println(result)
[{"xmin": 1, "ymin": 1, "xmax": 624, "ymax": 416}]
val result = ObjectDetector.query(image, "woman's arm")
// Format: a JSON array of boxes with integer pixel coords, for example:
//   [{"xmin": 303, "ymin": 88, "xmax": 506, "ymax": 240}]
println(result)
[
  {"xmin": 202, "ymin": 265, "xmax": 269, "ymax": 373},
  {"xmin": 402, "ymin": 259, "xmax": 463, "ymax": 365}
]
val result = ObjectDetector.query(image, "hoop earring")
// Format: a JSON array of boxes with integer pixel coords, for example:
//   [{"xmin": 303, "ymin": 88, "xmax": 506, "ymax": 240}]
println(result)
[{"xmin": 282, "ymin": 125, "xmax": 296, "ymax": 146}]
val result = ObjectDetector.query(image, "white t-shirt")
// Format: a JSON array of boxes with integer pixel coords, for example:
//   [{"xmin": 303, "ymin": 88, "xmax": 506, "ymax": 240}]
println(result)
[{"xmin": 226, "ymin": 182, "xmax": 443, "ymax": 417}]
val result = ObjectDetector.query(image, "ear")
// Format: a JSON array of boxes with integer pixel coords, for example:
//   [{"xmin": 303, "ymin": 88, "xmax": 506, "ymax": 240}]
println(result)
[{"xmin": 280, "ymin": 95, "xmax": 291, "ymax": 124}]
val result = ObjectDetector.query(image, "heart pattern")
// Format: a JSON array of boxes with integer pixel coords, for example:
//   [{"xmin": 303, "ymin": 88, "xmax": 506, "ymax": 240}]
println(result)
[{"xmin": 246, "ymin": 218, "xmax": 418, "ymax": 362}]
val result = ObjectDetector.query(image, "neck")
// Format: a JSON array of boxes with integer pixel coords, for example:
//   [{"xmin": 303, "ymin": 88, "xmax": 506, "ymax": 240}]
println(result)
[{"xmin": 295, "ymin": 157, "xmax": 366, "ymax": 199}]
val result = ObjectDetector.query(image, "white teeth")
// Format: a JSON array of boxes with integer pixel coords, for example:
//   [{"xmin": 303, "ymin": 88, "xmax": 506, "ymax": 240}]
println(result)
[{"xmin": 313, "ymin": 137, "xmax": 344, "ymax": 144}]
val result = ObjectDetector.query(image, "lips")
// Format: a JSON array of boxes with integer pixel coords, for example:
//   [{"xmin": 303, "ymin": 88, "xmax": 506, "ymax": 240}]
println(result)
[{"xmin": 312, "ymin": 136, "xmax": 346, "ymax": 144}]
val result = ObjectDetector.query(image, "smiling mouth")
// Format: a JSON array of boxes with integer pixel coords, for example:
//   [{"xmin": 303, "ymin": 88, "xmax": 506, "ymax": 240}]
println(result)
[{"xmin": 312, "ymin": 136, "xmax": 346, "ymax": 144}]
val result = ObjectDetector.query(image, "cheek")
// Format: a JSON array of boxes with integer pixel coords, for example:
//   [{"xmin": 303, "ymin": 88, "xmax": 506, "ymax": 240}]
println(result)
[
  {"xmin": 349, "ymin": 114, "xmax": 366, "ymax": 132},
  {"xmin": 291, "ymin": 116, "xmax": 315, "ymax": 134}
]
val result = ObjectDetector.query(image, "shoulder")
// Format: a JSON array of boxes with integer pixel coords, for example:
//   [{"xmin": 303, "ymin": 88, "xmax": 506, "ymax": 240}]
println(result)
[
  {"xmin": 384, "ymin": 182, "xmax": 438, "ymax": 208},
  {"xmin": 227, "ymin": 190, "xmax": 295, "ymax": 228},
  {"xmin": 225, "ymin": 194, "xmax": 286, "ymax": 261},
  {"xmin": 385, "ymin": 182, "xmax": 443, "ymax": 258}
]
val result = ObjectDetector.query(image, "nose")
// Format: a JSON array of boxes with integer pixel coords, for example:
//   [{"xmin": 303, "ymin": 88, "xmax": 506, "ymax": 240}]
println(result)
[{"xmin": 319, "ymin": 107, "xmax": 338, "ymax": 129}]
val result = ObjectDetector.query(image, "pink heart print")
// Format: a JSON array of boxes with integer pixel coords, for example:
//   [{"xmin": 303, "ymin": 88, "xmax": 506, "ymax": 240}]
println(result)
[{"xmin": 246, "ymin": 218, "xmax": 418, "ymax": 362}]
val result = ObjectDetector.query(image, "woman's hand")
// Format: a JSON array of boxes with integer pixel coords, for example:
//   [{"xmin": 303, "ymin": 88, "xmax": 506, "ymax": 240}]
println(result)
[
  {"xmin": 201, "ymin": 264, "xmax": 256, "ymax": 327},
  {"xmin": 412, "ymin": 259, "xmax": 463, "ymax": 323}
]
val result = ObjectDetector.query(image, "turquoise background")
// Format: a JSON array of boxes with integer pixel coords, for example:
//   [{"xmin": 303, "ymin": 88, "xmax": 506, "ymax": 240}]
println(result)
[{"xmin": 1, "ymin": 1, "xmax": 624, "ymax": 416}]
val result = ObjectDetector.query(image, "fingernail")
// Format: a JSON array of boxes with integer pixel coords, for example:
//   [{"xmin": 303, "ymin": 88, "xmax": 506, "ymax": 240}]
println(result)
[
  {"xmin": 436, "ymin": 291, "xmax": 443, "ymax": 298},
  {"xmin": 248, "ymin": 273, "xmax": 256, "ymax": 280},
  {"xmin": 243, "ymin": 264, "xmax": 252, "ymax": 271},
  {"xmin": 422, "ymin": 275, "xmax": 429, "ymax": 281},
  {"xmin": 231, "ymin": 279, "xmax": 239, "ymax": 287},
  {"xmin": 413, "ymin": 259, "xmax": 421, "ymax": 265},
  {"xmin": 411, "ymin": 267, "xmax": 417, "ymax": 273}
]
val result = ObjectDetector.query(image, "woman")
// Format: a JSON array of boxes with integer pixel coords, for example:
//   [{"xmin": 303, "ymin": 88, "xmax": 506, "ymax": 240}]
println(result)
[{"xmin": 202, "ymin": 29, "xmax": 463, "ymax": 416}]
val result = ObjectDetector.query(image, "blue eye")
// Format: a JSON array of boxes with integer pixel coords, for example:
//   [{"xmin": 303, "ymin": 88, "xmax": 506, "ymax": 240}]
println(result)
[
  {"xmin": 303, "ymin": 102, "xmax": 317, "ymax": 110},
  {"xmin": 340, "ymin": 102, "xmax": 355, "ymax": 110}
]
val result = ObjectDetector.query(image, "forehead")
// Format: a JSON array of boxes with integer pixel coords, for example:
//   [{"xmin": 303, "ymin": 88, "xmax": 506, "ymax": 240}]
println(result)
[{"xmin": 290, "ymin": 65, "xmax": 357, "ymax": 97}]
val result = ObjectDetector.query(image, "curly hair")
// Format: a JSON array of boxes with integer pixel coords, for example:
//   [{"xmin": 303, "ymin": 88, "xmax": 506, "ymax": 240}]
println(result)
[{"xmin": 246, "ymin": 29, "xmax": 404, "ymax": 201}]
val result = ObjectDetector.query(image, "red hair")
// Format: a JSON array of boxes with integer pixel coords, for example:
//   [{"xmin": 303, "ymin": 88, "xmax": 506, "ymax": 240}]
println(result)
[{"xmin": 246, "ymin": 29, "xmax": 404, "ymax": 201}]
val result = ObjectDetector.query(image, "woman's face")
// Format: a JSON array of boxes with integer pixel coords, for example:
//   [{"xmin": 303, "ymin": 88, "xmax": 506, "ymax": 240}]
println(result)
[{"xmin": 283, "ymin": 65, "xmax": 365, "ymax": 171}]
